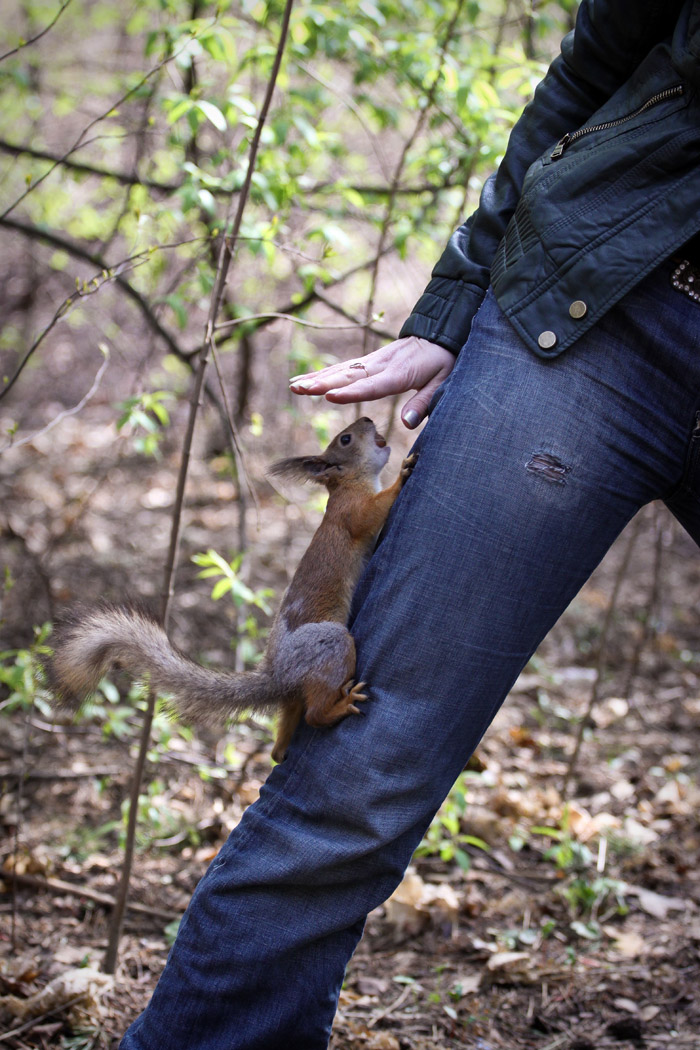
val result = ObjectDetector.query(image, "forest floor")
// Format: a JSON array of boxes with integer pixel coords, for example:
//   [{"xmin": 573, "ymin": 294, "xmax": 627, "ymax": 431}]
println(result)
[{"xmin": 1, "ymin": 409, "xmax": 700, "ymax": 1050}]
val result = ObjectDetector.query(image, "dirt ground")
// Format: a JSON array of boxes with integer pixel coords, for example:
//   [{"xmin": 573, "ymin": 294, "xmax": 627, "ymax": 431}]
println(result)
[{"xmin": 1, "ymin": 407, "xmax": 700, "ymax": 1050}]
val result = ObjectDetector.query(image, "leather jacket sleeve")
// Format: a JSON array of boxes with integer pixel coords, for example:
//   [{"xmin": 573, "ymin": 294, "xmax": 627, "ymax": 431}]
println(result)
[{"xmin": 399, "ymin": 0, "xmax": 686, "ymax": 354}]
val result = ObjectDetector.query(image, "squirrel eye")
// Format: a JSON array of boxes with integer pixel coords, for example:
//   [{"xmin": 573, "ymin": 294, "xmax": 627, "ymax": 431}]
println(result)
[{"xmin": 340, "ymin": 434, "xmax": 352, "ymax": 445}]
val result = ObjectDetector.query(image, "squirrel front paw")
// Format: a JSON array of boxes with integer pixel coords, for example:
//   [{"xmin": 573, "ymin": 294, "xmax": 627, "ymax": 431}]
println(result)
[{"xmin": 400, "ymin": 452, "xmax": 418, "ymax": 480}]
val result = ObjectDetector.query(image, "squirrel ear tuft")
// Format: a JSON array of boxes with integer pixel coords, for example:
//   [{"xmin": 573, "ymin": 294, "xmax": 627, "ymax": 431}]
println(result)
[{"xmin": 268, "ymin": 456, "xmax": 340, "ymax": 485}]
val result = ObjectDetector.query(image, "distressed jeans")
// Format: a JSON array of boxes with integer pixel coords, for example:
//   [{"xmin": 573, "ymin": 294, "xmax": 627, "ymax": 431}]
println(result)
[{"xmin": 121, "ymin": 262, "xmax": 700, "ymax": 1050}]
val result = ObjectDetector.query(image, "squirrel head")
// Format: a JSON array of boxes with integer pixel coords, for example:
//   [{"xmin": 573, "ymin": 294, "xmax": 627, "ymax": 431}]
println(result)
[{"xmin": 269, "ymin": 417, "xmax": 390, "ymax": 490}]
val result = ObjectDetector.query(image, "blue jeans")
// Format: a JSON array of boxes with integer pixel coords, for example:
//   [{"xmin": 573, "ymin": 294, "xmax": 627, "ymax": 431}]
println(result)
[{"xmin": 121, "ymin": 263, "xmax": 700, "ymax": 1050}]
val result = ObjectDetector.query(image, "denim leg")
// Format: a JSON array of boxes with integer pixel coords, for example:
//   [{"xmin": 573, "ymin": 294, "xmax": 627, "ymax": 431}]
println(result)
[{"xmin": 121, "ymin": 266, "xmax": 700, "ymax": 1050}]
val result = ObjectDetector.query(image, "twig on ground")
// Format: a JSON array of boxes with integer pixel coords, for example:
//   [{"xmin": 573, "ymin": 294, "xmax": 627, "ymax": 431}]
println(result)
[
  {"xmin": 0, "ymin": 995, "xmax": 86, "ymax": 1045},
  {"xmin": 10, "ymin": 704, "xmax": 32, "ymax": 952},
  {"xmin": 623, "ymin": 505, "xmax": 665, "ymax": 711},
  {"xmin": 367, "ymin": 983, "xmax": 414, "ymax": 1028},
  {"xmin": 0, "ymin": 766, "xmax": 125, "ymax": 780},
  {"xmin": 561, "ymin": 512, "xmax": 644, "ymax": 796},
  {"xmin": 8, "ymin": 872, "xmax": 180, "ymax": 923}
]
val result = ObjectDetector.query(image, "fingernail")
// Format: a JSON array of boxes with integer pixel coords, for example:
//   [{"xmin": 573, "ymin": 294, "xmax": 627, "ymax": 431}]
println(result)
[
  {"xmin": 289, "ymin": 374, "xmax": 305, "ymax": 382},
  {"xmin": 290, "ymin": 379, "xmax": 316, "ymax": 391},
  {"xmin": 403, "ymin": 409, "xmax": 420, "ymax": 429}
]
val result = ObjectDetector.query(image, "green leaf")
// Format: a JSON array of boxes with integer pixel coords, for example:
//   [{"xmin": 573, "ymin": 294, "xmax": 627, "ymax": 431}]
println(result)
[
  {"xmin": 166, "ymin": 97, "xmax": 194, "ymax": 124},
  {"xmin": 454, "ymin": 848, "xmax": 471, "ymax": 871},
  {"xmin": 195, "ymin": 100, "xmax": 227, "ymax": 132},
  {"xmin": 164, "ymin": 295, "xmax": 188, "ymax": 330},
  {"xmin": 461, "ymin": 834, "xmax": 490, "ymax": 852},
  {"xmin": 211, "ymin": 578, "xmax": 232, "ymax": 601}
]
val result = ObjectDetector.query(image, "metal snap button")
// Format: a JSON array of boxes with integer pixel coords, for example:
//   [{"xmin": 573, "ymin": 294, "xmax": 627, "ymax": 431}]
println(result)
[
  {"xmin": 537, "ymin": 330, "xmax": 557, "ymax": 350},
  {"xmin": 569, "ymin": 300, "xmax": 587, "ymax": 319}
]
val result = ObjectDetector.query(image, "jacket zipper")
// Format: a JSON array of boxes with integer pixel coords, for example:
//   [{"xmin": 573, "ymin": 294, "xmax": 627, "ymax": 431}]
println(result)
[{"xmin": 550, "ymin": 84, "xmax": 684, "ymax": 160}]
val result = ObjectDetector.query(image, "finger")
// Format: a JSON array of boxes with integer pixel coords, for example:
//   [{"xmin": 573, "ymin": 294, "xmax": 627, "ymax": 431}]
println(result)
[
  {"xmin": 289, "ymin": 345, "xmax": 396, "ymax": 388},
  {"xmin": 290, "ymin": 357, "xmax": 386, "ymax": 395},
  {"xmin": 289, "ymin": 360, "xmax": 357, "ymax": 385},
  {"xmin": 400, "ymin": 375, "xmax": 448, "ymax": 429},
  {"xmin": 323, "ymin": 369, "xmax": 408, "ymax": 404}
]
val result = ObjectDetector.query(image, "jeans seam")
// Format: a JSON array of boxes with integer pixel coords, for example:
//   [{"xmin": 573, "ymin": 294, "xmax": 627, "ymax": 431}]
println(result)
[{"xmin": 662, "ymin": 398, "xmax": 700, "ymax": 505}]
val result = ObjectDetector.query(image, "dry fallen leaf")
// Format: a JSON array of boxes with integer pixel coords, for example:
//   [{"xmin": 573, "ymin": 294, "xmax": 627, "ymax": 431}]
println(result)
[
  {"xmin": 450, "ymin": 972, "xmax": 481, "ymax": 999},
  {"xmin": 609, "ymin": 929, "xmax": 648, "ymax": 958},
  {"xmin": 482, "ymin": 951, "xmax": 536, "ymax": 985},
  {"xmin": 343, "ymin": 1020, "xmax": 400, "ymax": 1049},
  {"xmin": 384, "ymin": 871, "xmax": 461, "ymax": 939},
  {"xmin": 0, "ymin": 955, "xmax": 42, "ymax": 992},
  {"xmin": 613, "ymin": 997, "xmax": 639, "ymax": 1014},
  {"xmin": 0, "ymin": 967, "xmax": 113, "ymax": 1028},
  {"xmin": 355, "ymin": 976, "xmax": 390, "ymax": 997},
  {"xmin": 566, "ymin": 804, "xmax": 620, "ymax": 843},
  {"xmin": 621, "ymin": 817, "xmax": 658, "ymax": 846},
  {"xmin": 627, "ymin": 885, "xmax": 689, "ymax": 920},
  {"xmin": 2, "ymin": 848, "xmax": 51, "ymax": 877},
  {"xmin": 592, "ymin": 696, "xmax": 629, "ymax": 727},
  {"xmin": 687, "ymin": 920, "xmax": 700, "ymax": 942}
]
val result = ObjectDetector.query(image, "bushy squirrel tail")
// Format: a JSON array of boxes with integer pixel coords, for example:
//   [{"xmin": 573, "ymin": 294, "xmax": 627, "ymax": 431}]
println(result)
[{"xmin": 51, "ymin": 605, "xmax": 273, "ymax": 723}]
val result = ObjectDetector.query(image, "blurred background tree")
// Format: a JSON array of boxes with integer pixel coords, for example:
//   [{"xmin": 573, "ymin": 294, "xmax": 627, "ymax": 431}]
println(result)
[{"xmin": 0, "ymin": 0, "xmax": 577, "ymax": 446}]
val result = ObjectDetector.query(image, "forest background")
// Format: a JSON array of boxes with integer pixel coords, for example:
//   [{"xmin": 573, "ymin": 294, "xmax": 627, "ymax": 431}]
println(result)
[{"xmin": 1, "ymin": 1, "xmax": 700, "ymax": 1048}]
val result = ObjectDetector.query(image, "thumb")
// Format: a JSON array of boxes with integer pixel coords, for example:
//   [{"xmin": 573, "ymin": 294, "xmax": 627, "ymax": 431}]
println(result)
[{"xmin": 400, "ymin": 379, "xmax": 444, "ymax": 430}]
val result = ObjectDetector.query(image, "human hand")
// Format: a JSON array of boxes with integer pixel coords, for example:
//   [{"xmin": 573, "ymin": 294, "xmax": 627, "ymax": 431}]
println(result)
[{"xmin": 288, "ymin": 336, "xmax": 455, "ymax": 429}]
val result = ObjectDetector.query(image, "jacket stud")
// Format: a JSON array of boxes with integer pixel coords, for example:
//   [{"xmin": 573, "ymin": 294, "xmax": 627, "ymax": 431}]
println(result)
[{"xmin": 569, "ymin": 300, "xmax": 588, "ymax": 319}]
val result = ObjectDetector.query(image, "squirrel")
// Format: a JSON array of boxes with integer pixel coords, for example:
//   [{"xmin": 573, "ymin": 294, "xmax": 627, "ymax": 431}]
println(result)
[{"xmin": 51, "ymin": 417, "xmax": 416, "ymax": 762}]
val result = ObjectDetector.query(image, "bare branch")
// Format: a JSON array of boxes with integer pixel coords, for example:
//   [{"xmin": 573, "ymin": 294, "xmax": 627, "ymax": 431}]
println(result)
[
  {"xmin": 0, "ymin": 346, "xmax": 109, "ymax": 454},
  {"xmin": 361, "ymin": 0, "xmax": 468, "ymax": 359},
  {"xmin": 0, "ymin": 138, "xmax": 181, "ymax": 193},
  {"xmin": 0, "ymin": 217, "xmax": 202, "ymax": 400},
  {"xmin": 0, "ymin": 0, "xmax": 74, "ymax": 63},
  {"xmin": 214, "ymin": 309, "xmax": 395, "ymax": 341},
  {"xmin": 295, "ymin": 60, "xmax": 392, "ymax": 181},
  {"xmin": 213, "ymin": 244, "xmax": 397, "ymax": 350},
  {"xmin": 1, "ymin": 24, "xmax": 217, "ymax": 221},
  {"xmin": 312, "ymin": 290, "xmax": 397, "ymax": 342},
  {"xmin": 307, "ymin": 174, "xmax": 465, "ymax": 197},
  {"xmin": 103, "ymin": 0, "xmax": 296, "ymax": 975},
  {"xmin": 0, "ymin": 139, "xmax": 463, "ymax": 200}
]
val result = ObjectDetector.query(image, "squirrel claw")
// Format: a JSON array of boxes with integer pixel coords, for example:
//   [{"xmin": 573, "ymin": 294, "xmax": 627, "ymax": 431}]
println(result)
[
  {"xmin": 309, "ymin": 680, "xmax": 370, "ymax": 727},
  {"xmin": 400, "ymin": 452, "xmax": 419, "ymax": 479},
  {"xmin": 345, "ymin": 680, "xmax": 368, "ymax": 704}
]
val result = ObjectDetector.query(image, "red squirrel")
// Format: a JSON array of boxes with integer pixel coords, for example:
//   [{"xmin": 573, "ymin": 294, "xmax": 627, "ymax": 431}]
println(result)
[{"xmin": 52, "ymin": 417, "xmax": 416, "ymax": 761}]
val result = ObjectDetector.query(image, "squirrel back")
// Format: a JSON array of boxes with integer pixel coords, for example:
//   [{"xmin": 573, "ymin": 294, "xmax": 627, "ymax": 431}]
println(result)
[{"xmin": 51, "ymin": 417, "xmax": 412, "ymax": 753}]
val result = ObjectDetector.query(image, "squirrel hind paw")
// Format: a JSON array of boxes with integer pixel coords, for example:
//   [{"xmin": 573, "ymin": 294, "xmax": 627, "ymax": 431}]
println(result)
[
  {"xmin": 343, "ymin": 680, "xmax": 369, "ymax": 704},
  {"xmin": 400, "ymin": 452, "xmax": 419, "ymax": 478}
]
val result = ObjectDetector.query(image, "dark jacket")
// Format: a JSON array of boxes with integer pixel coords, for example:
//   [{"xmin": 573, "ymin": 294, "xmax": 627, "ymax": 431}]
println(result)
[{"xmin": 400, "ymin": 0, "xmax": 700, "ymax": 358}]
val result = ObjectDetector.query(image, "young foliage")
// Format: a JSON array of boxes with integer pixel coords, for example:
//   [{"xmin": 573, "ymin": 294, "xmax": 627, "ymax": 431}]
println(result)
[{"xmin": 0, "ymin": 0, "xmax": 573, "ymax": 413}]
